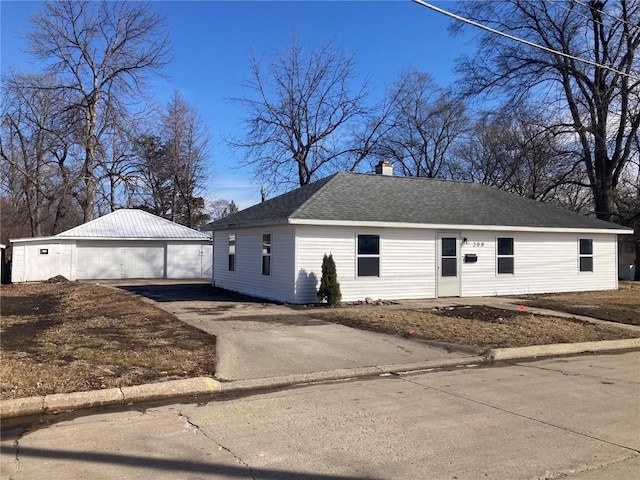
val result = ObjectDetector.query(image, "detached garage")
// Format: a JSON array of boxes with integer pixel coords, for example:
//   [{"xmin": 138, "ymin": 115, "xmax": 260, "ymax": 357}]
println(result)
[{"xmin": 10, "ymin": 209, "xmax": 212, "ymax": 282}]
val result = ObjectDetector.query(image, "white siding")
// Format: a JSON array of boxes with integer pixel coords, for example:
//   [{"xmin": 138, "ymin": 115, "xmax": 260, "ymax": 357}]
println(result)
[
  {"xmin": 459, "ymin": 231, "xmax": 618, "ymax": 296},
  {"xmin": 295, "ymin": 226, "xmax": 436, "ymax": 303},
  {"xmin": 213, "ymin": 226, "xmax": 296, "ymax": 303},
  {"xmin": 11, "ymin": 241, "xmax": 74, "ymax": 282},
  {"xmin": 166, "ymin": 242, "xmax": 212, "ymax": 279},
  {"xmin": 211, "ymin": 225, "xmax": 619, "ymax": 304}
]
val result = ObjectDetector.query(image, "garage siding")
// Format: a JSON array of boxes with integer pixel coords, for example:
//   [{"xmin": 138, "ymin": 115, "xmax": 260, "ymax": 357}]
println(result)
[{"xmin": 11, "ymin": 241, "xmax": 74, "ymax": 283}]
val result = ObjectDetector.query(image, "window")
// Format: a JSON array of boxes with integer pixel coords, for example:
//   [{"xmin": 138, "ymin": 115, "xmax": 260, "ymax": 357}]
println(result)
[
  {"xmin": 497, "ymin": 237, "xmax": 514, "ymax": 274},
  {"xmin": 39, "ymin": 248, "xmax": 49, "ymax": 255},
  {"xmin": 357, "ymin": 235, "xmax": 379, "ymax": 277},
  {"xmin": 262, "ymin": 234, "xmax": 271, "ymax": 276},
  {"xmin": 579, "ymin": 238, "xmax": 593, "ymax": 272},
  {"xmin": 228, "ymin": 234, "xmax": 236, "ymax": 271}
]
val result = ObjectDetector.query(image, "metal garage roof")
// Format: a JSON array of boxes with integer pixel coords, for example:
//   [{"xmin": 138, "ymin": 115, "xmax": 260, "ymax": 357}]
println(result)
[{"xmin": 56, "ymin": 209, "xmax": 210, "ymax": 239}]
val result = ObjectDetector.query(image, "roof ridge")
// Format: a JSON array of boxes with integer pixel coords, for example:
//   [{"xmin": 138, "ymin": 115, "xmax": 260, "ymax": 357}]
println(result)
[
  {"xmin": 54, "ymin": 210, "xmax": 121, "ymax": 237},
  {"xmin": 130, "ymin": 209, "xmax": 206, "ymax": 234},
  {"xmin": 290, "ymin": 172, "xmax": 342, "ymax": 217}
]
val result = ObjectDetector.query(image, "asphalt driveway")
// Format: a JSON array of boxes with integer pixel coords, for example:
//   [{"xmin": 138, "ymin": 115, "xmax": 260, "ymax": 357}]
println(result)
[{"xmin": 116, "ymin": 281, "xmax": 480, "ymax": 381}]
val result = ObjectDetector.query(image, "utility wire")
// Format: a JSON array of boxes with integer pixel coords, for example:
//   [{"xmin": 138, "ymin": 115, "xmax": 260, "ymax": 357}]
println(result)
[
  {"xmin": 412, "ymin": 0, "xmax": 639, "ymax": 80},
  {"xmin": 570, "ymin": 0, "xmax": 637, "ymax": 28}
]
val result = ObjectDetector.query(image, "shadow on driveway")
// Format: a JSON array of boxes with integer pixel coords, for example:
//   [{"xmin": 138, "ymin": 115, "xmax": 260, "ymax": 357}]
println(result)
[{"xmin": 117, "ymin": 283, "xmax": 274, "ymax": 304}]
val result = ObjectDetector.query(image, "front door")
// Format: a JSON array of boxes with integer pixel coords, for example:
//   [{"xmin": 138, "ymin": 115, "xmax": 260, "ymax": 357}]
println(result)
[{"xmin": 437, "ymin": 234, "xmax": 460, "ymax": 297}]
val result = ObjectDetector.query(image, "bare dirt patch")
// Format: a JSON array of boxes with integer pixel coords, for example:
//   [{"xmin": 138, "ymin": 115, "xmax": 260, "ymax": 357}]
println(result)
[
  {"xmin": 308, "ymin": 304, "xmax": 639, "ymax": 350},
  {"xmin": 0, "ymin": 282, "xmax": 216, "ymax": 401},
  {"xmin": 519, "ymin": 282, "xmax": 640, "ymax": 325}
]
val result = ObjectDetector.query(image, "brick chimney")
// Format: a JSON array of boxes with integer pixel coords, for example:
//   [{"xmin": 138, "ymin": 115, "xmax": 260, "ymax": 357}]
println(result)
[{"xmin": 375, "ymin": 160, "xmax": 393, "ymax": 176}]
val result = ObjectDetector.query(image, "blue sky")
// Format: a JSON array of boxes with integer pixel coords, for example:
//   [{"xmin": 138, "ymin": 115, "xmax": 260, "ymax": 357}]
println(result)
[{"xmin": 1, "ymin": 0, "xmax": 475, "ymax": 208}]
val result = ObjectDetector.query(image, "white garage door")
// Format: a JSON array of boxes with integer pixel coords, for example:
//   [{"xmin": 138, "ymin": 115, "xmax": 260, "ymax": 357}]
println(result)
[{"xmin": 76, "ymin": 241, "xmax": 166, "ymax": 279}]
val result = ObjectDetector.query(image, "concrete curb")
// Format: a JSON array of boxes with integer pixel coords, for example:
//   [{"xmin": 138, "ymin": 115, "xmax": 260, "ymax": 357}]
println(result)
[
  {"xmin": 485, "ymin": 338, "xmax": 640, "ymax": 361},
  {"xmin": 2, "ymin": 339, "xmax": 639, "ymax": 420},
  {"xmin": 1, "ymin": 377, "xmax": 222, "ymax": 420}
]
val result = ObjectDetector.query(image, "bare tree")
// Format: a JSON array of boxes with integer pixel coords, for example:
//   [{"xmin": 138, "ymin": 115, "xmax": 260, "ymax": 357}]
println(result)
[
  {"xmin": 456, "ymin": 106, "xmax": 590, "ymax": 211},
  {"xmin": 162, "ymin": 91, "xmax": 210, "ymax": 227},
  {"xmin": 133, "ymin": 133, "xmax": 172, "ymax": 218},
  {"xmin": 27, "ymin": 0, "xmax": 170, "ymax": 222},
  {"xmin": 451, "ymin": 0, "xmax": 640, "ymax": 221},
  {"xmin": 229, "ymin": 35, "xmax": 369, "ymax": 191},
  {"xmin": 375, "ymin": 70, "xmax": 468, "ymax": 178},
  {"xmin": 207, "ymin": 199, "xmax": 238, "ymax": 220},
  {"xmin": 0, "ymin": 73, "xmax": 81, "ymax": 237}
]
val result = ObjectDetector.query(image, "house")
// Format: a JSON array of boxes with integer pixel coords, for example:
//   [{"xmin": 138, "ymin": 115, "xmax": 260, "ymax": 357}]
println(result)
[
  {"xmin": 203, "ymin": 164, "xmax": 633, "ymax": 304},
  {"xmin": 10, "ymin": 209, "xmax": 212, "ymax": 282}
]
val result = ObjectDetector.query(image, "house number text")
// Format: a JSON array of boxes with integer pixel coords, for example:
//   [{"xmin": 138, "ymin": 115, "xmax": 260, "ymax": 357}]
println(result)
[{"xmin": 471, "ymin": 242, "xmax": 484, "ymax": 247}]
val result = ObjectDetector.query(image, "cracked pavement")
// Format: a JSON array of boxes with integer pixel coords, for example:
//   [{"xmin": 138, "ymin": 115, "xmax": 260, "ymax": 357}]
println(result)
[{"xmin": 1, "ymin": 351, "xmax": 639, "ymax": 479}]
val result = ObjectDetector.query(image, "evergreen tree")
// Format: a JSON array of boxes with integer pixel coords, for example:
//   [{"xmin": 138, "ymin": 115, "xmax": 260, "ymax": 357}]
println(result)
[{"xmin": 318, "ymin": 253, "xmax": 341, "ymax": 306}]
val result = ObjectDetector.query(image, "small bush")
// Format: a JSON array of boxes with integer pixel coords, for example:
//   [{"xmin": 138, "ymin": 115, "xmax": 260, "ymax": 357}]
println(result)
[{"xmin": 318, "ymin": 253, "xmax": 341, "ymax": 306}]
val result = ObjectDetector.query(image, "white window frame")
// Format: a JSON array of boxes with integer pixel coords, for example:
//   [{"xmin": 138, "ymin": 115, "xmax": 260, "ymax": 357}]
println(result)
[
  {"xmin": 228, "ymin": 234, "xmax": 236, "ymax": 272},
  {"xmin": 356, "ymin": 234, "xmax": 380, "ymax": 277},
  {"xmin": 579, "ymin": 238, "xmax": 593, "ymax": 273},
  {"xmin": 496, "ymin": 237, "xmax": 514, "ymax": 275},
  {"xmin": 262, "ymin": 233, "xmax": 272, "ymax": 276}
]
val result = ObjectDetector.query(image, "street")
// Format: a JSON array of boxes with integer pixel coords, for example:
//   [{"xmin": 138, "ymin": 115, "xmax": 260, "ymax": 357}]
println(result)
[{"xmin": 1, "ymin": 351, "xmax": 639, "ymax": 480}]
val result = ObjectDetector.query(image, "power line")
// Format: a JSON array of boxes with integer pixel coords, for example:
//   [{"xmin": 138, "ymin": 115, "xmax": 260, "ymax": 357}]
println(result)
[
  {"xmin": 570, "ymin": 0, "xmax": 637, "ymax": 29},
  {"xmin": 412, "ymin": 0, "xmax": 639, "ymax": 80}
]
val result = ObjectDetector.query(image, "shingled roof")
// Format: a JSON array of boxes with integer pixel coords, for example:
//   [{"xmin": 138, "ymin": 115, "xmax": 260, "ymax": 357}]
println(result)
[{"xmin": 205, "ymin": 172, "xmax": 629, "ymax": 232}]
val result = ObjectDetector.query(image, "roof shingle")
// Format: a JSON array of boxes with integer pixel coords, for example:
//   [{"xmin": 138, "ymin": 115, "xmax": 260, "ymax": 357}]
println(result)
[{"xmin": 205, "ymin": 172, "xmax": 627, "ymax": 231}]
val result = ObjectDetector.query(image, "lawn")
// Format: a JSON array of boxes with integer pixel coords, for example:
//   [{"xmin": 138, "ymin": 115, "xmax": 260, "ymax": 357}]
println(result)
[
  {"xmin": 519, "ymin": 281, "xmax": 640, "ymax": 325},
  {"xmin": 0, "ymin": 281, "xmax": 216, "ymax": 401},
  {"xmin": 307, "ymin": 303, "xmax": 638, "ymax": 350},
  {"xmin": 1, "ymin": 281, "xmax": 638, "ymax": 401}
]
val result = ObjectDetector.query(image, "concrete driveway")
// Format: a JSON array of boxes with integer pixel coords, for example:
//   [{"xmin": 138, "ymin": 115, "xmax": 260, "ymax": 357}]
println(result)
[{"xmin": 115, "ymin": 281, "xmax": 480, "ymax": 381}]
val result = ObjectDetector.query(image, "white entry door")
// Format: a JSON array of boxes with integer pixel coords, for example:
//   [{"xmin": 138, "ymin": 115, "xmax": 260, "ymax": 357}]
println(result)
[{"xmin": 437, "ymin": 233, "xmax": 460, "ymax": 297}]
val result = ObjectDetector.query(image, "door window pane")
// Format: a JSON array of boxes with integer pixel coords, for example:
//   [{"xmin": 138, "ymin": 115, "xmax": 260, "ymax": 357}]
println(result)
[
  {"xmin": 442, "ymin": 238, "xmax": 456, "ymax": 257},
  {"xmin": 442, "ymin": 258, "xmax": 457, "ymax": 277}
]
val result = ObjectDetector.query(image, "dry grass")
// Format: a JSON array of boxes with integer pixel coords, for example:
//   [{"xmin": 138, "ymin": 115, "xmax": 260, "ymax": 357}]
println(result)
[
  {"xmin": 308, "ymin": 303, "xmax": 639, "ymax": 350},
  {"xmin": 519, "ymin": 282, "xmax": 640, "ymax": 325},
  {"xmin": 0, "ymin": 281, "xmax": 216, "ymax": 400},
  {"xmin": 1, "ymin": 281, "xmax": 638, "ymax": 401}
]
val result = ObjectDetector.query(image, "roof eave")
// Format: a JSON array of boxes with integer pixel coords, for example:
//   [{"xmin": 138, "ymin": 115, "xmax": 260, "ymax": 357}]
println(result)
[
  {"xmin": 11, "ymin": 236, "xmax": 211, "ymax": 243},
  {"xmin": 206, "ymin": 218, "xmax": 291, "ymax": 231},
  {"xmin": 287, "ymin": 218, "xmax": 634, "ymax": 234}
]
